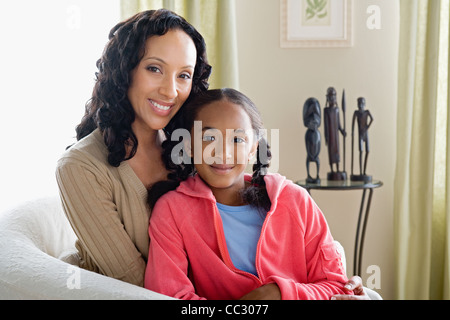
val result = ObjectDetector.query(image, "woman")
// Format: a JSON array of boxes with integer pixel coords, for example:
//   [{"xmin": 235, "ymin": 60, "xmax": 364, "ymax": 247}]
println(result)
[
  {"xmin": 56, "ymin": 8, "xmax": 367, "ymax": 299},
  {"xmin": 56, "ymin": 9, "xmax": 211, "ymax": 286}
]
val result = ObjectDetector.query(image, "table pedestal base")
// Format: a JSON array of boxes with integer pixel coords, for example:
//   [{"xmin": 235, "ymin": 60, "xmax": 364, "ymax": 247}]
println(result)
[{"xmin": 353, "ymin": 188, "xmax": 374, "ymax": 276}]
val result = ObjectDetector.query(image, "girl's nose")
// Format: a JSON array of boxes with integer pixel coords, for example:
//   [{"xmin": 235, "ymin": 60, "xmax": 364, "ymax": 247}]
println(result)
[
  {"xmin": 211, "ymin": 140, "xmax": 233, "ymax": 164},
  {"xmin": 222, "ymin": 142, "xmax": 234, "ymax": 163}
]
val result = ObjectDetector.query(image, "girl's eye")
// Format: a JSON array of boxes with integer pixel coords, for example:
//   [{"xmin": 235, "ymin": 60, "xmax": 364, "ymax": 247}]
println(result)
[
  {"xmin": 234, "ymin": 137, "xmax": 246, "ymax": 143},
  {"xmin": 203, "ymin": 135, "xmax": 215, "ymax": 142}
]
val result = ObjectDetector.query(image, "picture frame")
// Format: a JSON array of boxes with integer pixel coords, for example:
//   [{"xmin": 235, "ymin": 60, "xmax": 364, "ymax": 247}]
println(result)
[{"xmin": 280, "ymin": 0, "xmax": 353, "ymax": 48}]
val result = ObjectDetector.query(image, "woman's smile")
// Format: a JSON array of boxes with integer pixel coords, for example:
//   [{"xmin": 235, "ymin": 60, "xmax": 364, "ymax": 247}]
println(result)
[{"xmin": 149, "ymin": 99, "xmax": 174, "ymax": 116}]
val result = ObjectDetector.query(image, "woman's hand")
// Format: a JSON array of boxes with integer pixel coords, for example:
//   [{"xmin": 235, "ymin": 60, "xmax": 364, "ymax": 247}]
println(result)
[
  {"xmin": 240, "ymin": 283, "xmax": 281, "ymax": 300},
  {"xmin": 331, "ymin": 276, "xmax": 371, "ymax": 300}
]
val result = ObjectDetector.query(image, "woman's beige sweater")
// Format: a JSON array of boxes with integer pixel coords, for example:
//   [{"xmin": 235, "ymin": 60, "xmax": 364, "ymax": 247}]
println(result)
[{"xmin": 56, "ymin": 129, "xmax": 150, "ymax": 286}]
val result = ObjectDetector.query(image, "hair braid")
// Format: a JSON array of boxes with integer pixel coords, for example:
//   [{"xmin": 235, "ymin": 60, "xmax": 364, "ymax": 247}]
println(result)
[
  {"xmin": 148, "ymin": 110, "xmax": 196, "ymax": 209},
  {"xmin": 241, "ymin": 136, "xmax": 272, "ymax": 213}
]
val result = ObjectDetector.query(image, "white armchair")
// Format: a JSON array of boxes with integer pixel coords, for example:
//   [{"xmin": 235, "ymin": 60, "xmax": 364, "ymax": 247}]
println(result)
[
  {"xmin": 0, "ymin": 196, "xmax": 173, "ymax": 300},
  {"xmin": 0, "ymin": 196, "xmax": 381, "ymax": 300}
]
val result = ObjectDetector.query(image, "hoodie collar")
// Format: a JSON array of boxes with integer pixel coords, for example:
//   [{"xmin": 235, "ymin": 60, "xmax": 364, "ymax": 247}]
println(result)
[
  {"xmin": 176, "ymin": 173, "xmax": 289, "ymax": 211},
  {"xmin": 176, "ymin": 174, "xmax": 217, "ymax": 202}
]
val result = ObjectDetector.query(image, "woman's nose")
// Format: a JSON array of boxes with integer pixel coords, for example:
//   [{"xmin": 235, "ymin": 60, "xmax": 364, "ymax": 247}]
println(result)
[{"xmin": 159, "ymin": 75, "xmax": 177, "ymax": 99}]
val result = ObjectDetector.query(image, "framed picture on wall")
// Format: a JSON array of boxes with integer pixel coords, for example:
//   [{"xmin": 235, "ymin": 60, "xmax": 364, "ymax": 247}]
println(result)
[{"xmin": 280, "ymin": 0, "xmax": 353, "ymax": 48}]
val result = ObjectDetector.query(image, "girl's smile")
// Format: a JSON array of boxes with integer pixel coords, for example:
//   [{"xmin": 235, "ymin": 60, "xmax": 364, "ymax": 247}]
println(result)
[{"xmin": 209, "ymin": 164, "xmax": 235, "ymax": 175}]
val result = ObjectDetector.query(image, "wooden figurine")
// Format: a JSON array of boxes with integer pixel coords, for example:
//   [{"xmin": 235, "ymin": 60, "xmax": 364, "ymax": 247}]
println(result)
[
  {"xmin": 303, "ymin": 98, "xmax": 321, "ymax": 184},
  {"xmin": 351, "ymin": 97, "xmax": 374, "ymax": 182},
  {"xmin": 323, "ymin": 87, "xmax": 347, "ymax": 181}
]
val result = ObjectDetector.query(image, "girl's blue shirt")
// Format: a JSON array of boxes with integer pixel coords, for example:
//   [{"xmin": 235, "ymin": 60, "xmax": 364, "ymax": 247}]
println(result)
[{"xmin": 216, "ymin": 202, "xmax": 266, "ymax": 276}]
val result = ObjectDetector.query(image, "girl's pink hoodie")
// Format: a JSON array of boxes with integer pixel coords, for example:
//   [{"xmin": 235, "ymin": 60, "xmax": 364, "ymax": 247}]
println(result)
[{"xmin": 144, "ymin": 173, "xmax": 350, "ymax": 300}]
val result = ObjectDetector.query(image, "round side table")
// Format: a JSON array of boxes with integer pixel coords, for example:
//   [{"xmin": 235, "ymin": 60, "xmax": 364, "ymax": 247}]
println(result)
[{"xmin": 296, "ymin": 179, "xmax": 383, "ymax": 276}]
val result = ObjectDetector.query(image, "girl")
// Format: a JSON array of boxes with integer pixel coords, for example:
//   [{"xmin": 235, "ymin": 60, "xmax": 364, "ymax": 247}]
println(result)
[{"xmin": 145, "ymin": 88, "xmax": 350, "ymax": 300}]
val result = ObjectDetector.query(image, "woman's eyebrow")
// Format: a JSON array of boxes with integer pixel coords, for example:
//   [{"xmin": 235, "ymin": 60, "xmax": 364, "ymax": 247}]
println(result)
[
  {"xmin": 144, "ymin": 56, "xmax": 166, "ymax": 64},
  {"xmin": 144, "ymin": 56, "xmax": 194, "ymax": 69}
]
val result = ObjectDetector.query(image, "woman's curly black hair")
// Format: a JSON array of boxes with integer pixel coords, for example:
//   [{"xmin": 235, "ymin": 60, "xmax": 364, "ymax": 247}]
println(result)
[
  {"xmin": 74, "ymin": 9, "xmax": 211, "ymax": 167},
  {"xmin": 148, "ymin": 88, "xmax": 272, "ymax": 213}
]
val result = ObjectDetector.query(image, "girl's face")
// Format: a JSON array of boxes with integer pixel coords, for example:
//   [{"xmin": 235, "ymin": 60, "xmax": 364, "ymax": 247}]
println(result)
[
  {"xmin": 127, "ymin": 29, "xmax": 197, "ymax": 135},
  {"xmin": 190, "ymin": 100, "xmax": 258, "ymax": 205}
]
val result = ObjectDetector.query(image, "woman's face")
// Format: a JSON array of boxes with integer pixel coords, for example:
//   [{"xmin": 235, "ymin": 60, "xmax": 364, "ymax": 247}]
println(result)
[{"xmin": 128, "ymin": 29, "xmax": 197, "ymax": 134}]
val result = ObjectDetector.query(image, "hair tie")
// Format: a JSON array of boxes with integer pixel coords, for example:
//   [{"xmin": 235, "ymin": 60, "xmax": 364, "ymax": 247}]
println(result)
[{"xmin": 260, "ymin": 167, "xmax": 269, "ymax": 175}]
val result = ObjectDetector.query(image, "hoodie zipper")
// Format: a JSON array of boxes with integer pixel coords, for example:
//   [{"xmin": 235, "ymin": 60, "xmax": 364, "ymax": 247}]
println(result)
[{"xmin": 212, "ymin": 203, "xmax": 263, "ymax": 285}]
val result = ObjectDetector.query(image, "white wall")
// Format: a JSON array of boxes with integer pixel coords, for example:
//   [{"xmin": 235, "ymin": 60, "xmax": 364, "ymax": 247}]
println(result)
[
  {"xmin": 0, "ymin": 0, "xmax": 120, "ymax": 212},
  {"xmin": 235, "ymin": 0, "xmax": 399, "ymax": 299}
]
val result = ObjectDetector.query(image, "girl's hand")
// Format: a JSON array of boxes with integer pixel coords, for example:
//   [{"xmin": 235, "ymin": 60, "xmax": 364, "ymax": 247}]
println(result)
[
  {"xmin": 240, "ymin": 283, "xmax": 281, "ymax": 300},
  {"xmin": 331, "ymin": 276, "xmax": 371, "ymax": 300}
]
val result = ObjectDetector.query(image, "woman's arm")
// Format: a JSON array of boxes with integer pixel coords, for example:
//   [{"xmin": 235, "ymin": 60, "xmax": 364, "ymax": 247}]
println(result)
[
  {"xmin": 56, "ymin": 160, "xmax": 146, "ymax": 286},
  {"xmin": 332, "ymin": 276, "xmax": 371, "ymax": 300}
]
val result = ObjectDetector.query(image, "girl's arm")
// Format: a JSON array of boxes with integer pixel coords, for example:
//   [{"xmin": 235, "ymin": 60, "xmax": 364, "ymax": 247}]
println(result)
[
  {"xmin": 144, "ymin": 199, "xmax": 205, "ymax": 300},
  {"xmin": 266, "ymin": 187, "xmax": 351, "ymax": 300},
  {"xmin": 267, "ymin": 241, "xmax": 350, "ymax": 300}
]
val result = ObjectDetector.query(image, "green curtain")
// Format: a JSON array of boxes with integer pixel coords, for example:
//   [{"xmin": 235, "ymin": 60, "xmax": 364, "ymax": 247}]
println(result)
[
  {"xmin": 394, "ymin": 0, "xmax": 450, "ymax": 300},
  {"xmin": 120, "ymin": 0, "xmax": 239, "ymax": 90}
]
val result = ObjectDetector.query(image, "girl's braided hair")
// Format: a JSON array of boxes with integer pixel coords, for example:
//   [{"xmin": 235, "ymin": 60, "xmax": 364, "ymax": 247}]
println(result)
[
  {"xmin": 148, "ymin": 88, "xmax": 272, "ymax": 213},
  {"xmin": 73, "ymin": 9, "xmax": 211, "ymax": 167}
]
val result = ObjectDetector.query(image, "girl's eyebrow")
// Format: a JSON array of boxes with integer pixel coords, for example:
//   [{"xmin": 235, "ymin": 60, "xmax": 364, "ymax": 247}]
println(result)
[
  {"xmin": 202, "ymin": 127, "xmax": 247, "ymax": 135},
  {"xmin": 202, "ymin": 126, "xmax": 217, "ymax": 132},
  {"xmin": 201, "ymin": 127, "xmax": 248, "ymax": 134}
]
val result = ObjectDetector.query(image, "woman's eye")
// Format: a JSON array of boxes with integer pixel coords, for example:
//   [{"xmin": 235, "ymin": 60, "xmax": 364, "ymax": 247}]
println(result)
[
  {"xmin": 234, "ymin": 137, "xmax": 246, "ymax": 143},
  {"xmin": 146, "ymin": 66, "xmax": 161, "ymax": 73},
  {"xmin": 179, "ymin": 73, "xmax": 192, "ymax": 80}
]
